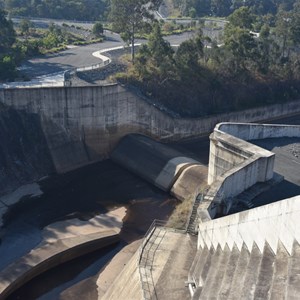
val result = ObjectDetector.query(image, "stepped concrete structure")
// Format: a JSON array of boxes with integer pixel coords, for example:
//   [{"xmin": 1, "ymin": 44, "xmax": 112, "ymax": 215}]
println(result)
[
  {"xmin": 188, "ymin": 122, "xmax": 300, "ymax": 299},
  {"xmin": 103, "ymin": 122, "xmax": 300, "ymax": 300},
  {"xmin": 189, "ymin": 195, "xmax": 300, "ymax": 299}
]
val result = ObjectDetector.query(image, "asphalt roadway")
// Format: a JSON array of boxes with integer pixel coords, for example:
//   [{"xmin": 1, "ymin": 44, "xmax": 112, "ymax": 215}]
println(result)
[{"xmin": 21, "ymin": 30, "xmax": 195, "ymax": 78}]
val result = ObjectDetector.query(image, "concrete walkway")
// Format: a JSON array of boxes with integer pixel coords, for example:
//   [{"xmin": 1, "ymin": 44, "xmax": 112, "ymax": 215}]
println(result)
[
  {"xmin": 101, "ymin": 229, "xmax": 196, "ymax": 300},
  {"xmin": 151, "ymin": 231, "xmax": 197, "ymax": 300}
]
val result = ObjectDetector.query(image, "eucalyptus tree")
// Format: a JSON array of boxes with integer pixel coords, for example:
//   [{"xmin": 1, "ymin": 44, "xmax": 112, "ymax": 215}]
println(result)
[{"xmin": 109, "ymin": 0, "xmax": 162, "ymax": 63}]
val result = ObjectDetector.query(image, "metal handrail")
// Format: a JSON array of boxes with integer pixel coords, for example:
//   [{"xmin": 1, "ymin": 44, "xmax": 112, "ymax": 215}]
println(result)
[
  {"xmin": 138, "ymin": 218, "xmax": 190, "ymax": 299},
  {"xmin": 138, "ymin": 220, "xmax": 167, "ymax": 300},
  {"xmin": 185, "ymin": 193, "xmax": 204, "ymax": 233}
]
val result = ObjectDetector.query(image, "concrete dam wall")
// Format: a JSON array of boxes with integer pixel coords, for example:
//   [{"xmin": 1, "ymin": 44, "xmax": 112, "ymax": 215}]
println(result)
[
  {"xmin": 1, "ymin": 84, "xmax": 300, "ymax": 193},
  {"xmin": 0, "ymin": 106, "xmax": 55, "ymax": 196}
]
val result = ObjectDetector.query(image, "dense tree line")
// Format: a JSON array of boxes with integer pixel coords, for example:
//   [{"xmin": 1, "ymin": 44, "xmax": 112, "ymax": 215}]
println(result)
[
  {"xmin": 0, "ymin": 9, "xmax": 17, "ymax": 80},
  {"xmin": 118, "ymin": 3, "xmax": 300, "ymax": 117},
  {"xmin": 1, "ymin": 0, "xmax": 299, "ymax": 20},
  {"xmin": 170, "ymin": 0, "xmax": 299, "ymax": 17},
  {"xmin": 0, "ymin": 0, "xmax": 108, "ymax": 20}
]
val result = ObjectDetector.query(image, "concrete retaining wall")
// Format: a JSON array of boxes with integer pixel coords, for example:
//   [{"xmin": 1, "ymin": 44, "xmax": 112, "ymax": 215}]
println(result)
[
  {"xmin": 1, "ymin": 85, "xmax": 300, "ymax": 174},
  {"xmin": 217, "ymin": 122, "xmax": 300, "ymax": 141},
  {"xmin": 203, "ymin": 122, "xmax": 300, "ymax": 218},
  {"xmin": 0, "ymin": 231, "xmax": 119, "ymax": 300},
  {"xmin": 208, "ymin": 129, "xmax": 275, "ymax": 184}
]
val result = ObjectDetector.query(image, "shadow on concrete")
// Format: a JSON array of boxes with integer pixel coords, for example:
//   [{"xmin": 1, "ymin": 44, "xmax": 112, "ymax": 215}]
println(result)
[
  {"xmin": 21, "ymin": 61, "xmax": 74, "ymax": 77},
  {"xmin": 252, "ymin": 179, "xmax": 300, "ymax": 208},
  {"xmin": 251, "ymin": 137, "xmax": 300, "ymax": 151}
]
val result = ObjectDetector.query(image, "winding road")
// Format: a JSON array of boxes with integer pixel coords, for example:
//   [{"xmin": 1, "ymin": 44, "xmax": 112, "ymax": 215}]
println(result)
[{"xmin": 21, "ymin": 30, "xmax": 195, "ymax": 79}]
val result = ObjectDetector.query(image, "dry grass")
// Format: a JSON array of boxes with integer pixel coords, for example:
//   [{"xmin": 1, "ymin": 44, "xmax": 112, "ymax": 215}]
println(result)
[
  {"xmin": 166, "ymin": 195, "xmax": 194, "ymax": 230},
  {"xmin": 166, "ymin": 184, "xmax": 208, "ymax": 230}
]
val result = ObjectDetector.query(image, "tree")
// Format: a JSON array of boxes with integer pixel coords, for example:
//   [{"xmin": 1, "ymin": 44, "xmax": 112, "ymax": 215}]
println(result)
[
  {"xmin": 211, "ymin": 0, "xmax": 231, "ymax": 16},
  {"xmin": 0, "ymin": 9, "xmax": 16, "ymax": 81},
  {"xmin": 223, "ymin": 7, "xmax": 259, "ymax": 75},
  {"xmin": 135, "ymin": 23, "xmax": 175, "ymax": 81},
  {"xmin": 175, "ymin": 30, "xmax": 204, "ymax": 76},
  {"xmin": 92, "ymin": 22, "xmax": 104, "ymax": 37},
  {"xmin": 109, "ymin": 0, "xmax": 162, "ymax": 63},
  {"xmin": 19, "ymin": 19, "xmax": 32, "ymax": 36},
  {"xmin": 0, "ymin": 9, "xmax": 15, "ymax": 54},
  {"xmin": 227, "ymin": 6, "xmax": 254, "ymax": 29}
]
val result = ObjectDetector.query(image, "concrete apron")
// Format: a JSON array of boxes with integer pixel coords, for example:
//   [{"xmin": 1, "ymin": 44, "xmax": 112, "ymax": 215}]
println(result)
[{"xmin": 0, "ymin": 207, "xmax": 126, "ymax": 300}]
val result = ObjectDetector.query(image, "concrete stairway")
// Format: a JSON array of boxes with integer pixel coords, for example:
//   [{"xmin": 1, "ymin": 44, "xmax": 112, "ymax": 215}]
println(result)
[
  {"xmin": 229, "ymin": 173, "xmax": 283, "ymax": 213},
  {"xmin": 189, "ymin": 240, "xmax": 300, "ymax": 299},
  {"xmin": 186, "ymin": 195, "xmax": 203, "ymax": 234}
]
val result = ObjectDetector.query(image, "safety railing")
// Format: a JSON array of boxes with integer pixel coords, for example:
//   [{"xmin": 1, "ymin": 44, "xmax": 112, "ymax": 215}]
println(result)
[
  {"xmin": 139, "ymin": 220, "xmax": 167, "ymax": 300},
  {"xmin": 138, "ymin": 215, "xmax": 194, "ymax": 300}
]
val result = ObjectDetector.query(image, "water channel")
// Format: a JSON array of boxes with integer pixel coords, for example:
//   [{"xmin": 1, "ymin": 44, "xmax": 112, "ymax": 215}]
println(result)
[
  {"xmin": 3, "ymin": 113, "xmax": 300, "ymax": 299},
  {"xmin": 2, "ymin": 137, "xmax": 210, "ymax": 300}
]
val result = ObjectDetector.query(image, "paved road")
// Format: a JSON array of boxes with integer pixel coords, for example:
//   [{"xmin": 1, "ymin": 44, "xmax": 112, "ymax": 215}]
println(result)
[
  {"xmin": 21, "ymin": 31, "xmax": 124, "ymax": 78},
  {"xmin": 21, "ymin": 30, "xmax": 195, "ymax": 78}
]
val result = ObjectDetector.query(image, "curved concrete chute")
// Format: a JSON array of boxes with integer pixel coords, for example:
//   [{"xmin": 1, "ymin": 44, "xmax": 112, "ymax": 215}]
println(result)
[{"xmin": 110, "ymin": 134, "xmax": 203, "ymax": 193}]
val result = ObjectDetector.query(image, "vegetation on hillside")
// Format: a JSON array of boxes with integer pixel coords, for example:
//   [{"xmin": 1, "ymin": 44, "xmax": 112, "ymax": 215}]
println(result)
[
  {"xmin": 116, "ymin": 4, "xmax": 300, "ymax": 117},
  {"xmin": 0, "ymin": 8, "xmax": 104, "ymax": 81},
  {"xmin": 0, "ymin": 9, "xmax": 17, "ymax": 80},
  {"xmin": 164, "ymin": 0, "xmax": 300, "ymax": 18},
  {"xmin": 109, "ymin": 0, "xmax": 162, "ymax": 62},
  {"xmin": 1, "ymin": 0, "xmax": 299, "ymax": 21},
  {"xmin": 0, "ymin": 0, "xmax": 107, "ymax": 20}
]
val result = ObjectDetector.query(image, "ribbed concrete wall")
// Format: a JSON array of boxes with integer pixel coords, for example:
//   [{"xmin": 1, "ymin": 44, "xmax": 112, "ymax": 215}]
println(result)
[
  {"xmin": 198, "ymin": 195, "xmax": 300, "ymax": 255},
  {"xmin": 1, "ymin": 85, "xmax": 300, "ymax": 174}
]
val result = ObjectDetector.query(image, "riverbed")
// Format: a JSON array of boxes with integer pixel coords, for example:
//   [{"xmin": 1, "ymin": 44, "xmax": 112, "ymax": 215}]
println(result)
[{"xmin": 1, "ymin": 159, "xmax": 177, "ymax": 300}]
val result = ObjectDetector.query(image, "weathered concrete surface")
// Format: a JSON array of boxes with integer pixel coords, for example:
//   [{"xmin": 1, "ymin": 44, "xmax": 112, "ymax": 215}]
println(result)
[
  {"xmin": 197, "ymin": 195, "xmax": 300, "ymax": 254},
  {"xmin": 208, "ymin": 126, "xmax": 276, "ymax": 184},
  {"xmin": 0, "ymin": 183, "xmax": 43, "ymax": 227},
  {"xmin": 189, "ymin": 196, "xmax": 300, "ymax": 299},
  {"xmin": 152, "ymin": 232, "xmax": 197, "ymax": 300},
  {"xmin": 102, "ymin": 229, "xmax": 196, "ymax": 300},
  {"xmin": 0, "ymin": 107, "xmax": 55, "ymax": 196},
  {"xmin": 170, "ymin": 164, "xmax": 208, "ymax": 201},
  {"xmin": 0, "ymin": 207, "xmax": 126, "ymax": 300},
  {"xmin": 1, "ymin": 85, "xmax": 300, "ymax": 177},
  {"xmin": 97, "ymin": 239, "xmax": 142, "ymax": 299},
  {"xmin": 218, "ymin": 122, "xmax": 300, "ymax": 141},
  {"xmin": 204, "ymin": 123, "xmax": 300, "ymax": 216},
  {"xmin": 111, "ymin": 134, "xmax": 201, "ymax": 192},
  {"xmin": 101, "ymin": 250, "xmax": 143, "ymax": 300}
]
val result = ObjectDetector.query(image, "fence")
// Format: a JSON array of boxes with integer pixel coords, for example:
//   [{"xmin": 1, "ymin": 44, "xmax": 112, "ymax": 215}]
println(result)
[
  {"xmin": 138, "ymin": 192, "xmax": 203, "ymax": 299},
  {"xmin": 139, "ymin": 220, "xmax": 167, "ymax": 300}
]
